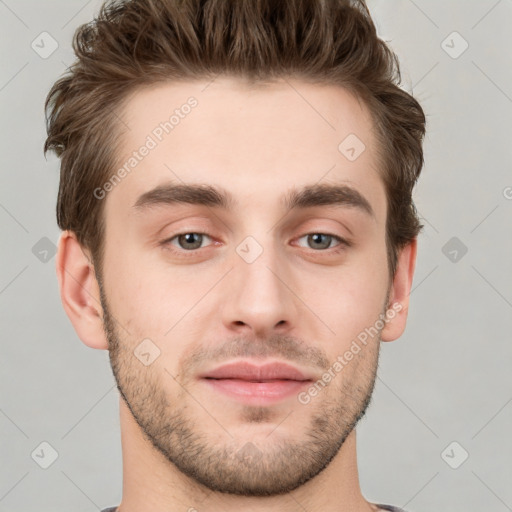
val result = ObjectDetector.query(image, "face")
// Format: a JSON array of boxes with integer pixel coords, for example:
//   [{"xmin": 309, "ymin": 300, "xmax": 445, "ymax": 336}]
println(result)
[{"xmin": 98, "ymin": 77, "xmax": 392, "ymax": 496}]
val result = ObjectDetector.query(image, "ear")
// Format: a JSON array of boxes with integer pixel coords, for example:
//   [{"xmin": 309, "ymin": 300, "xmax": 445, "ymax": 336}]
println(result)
[
  {"xmin": 56, "ymin": 230, "xmax": 108, "ymax": 350},
  {"xmin": 380, "ymin": 238, "xmax": 417, "ymax": 342}
]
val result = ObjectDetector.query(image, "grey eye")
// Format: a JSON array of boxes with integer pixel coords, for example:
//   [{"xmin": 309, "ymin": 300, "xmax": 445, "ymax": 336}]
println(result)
[
  {"xmin": 297, "ymin": 233, "xmax": 341, "ymax": 250},
  {"xmin": 171, "ymin": 233, "xmax": 212, "ymax": 251}
]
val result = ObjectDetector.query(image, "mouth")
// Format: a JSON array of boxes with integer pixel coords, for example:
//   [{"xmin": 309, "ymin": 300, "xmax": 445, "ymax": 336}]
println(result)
[{"xmin": 199, "ymin": 361, "xmax": 314, "ymax": 404}]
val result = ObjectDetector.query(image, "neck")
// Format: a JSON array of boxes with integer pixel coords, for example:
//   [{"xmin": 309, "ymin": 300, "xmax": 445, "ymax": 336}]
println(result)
[{"xmin": 116, "ymin": 398, "xmax": 378, "ymax": 512}]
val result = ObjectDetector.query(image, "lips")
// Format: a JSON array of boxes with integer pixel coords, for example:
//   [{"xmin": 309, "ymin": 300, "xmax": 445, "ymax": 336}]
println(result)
[
  {"xmin": 198, "ymin": 361, "xmax": 316, "ymax": 404},
  {"xmin": 199, "ymin": 361, "xmax": 313, "ymax": 382}
]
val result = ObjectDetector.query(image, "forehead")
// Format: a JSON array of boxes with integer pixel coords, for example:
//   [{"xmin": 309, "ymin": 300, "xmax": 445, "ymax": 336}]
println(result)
[{"xmin": 106, "ymin": 77, "xmax": 385, "ymax": 220}]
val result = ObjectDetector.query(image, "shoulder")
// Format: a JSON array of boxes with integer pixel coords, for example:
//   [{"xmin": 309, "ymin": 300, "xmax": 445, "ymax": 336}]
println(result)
[{"xmin": 374, "ymin": 504, "xmax": 410, "ymax": 512}]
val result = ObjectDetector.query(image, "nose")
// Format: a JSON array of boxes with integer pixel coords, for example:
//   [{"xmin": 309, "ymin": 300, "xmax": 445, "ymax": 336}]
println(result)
[{"xmin": 220, "ymin": 240, "xmax": 298, "ymax": 339}]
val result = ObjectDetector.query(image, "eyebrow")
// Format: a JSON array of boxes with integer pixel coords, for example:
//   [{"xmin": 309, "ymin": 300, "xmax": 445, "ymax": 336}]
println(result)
[{"xmin": 132, "ymin": 182, "xmax": 374, "ymax": 218}]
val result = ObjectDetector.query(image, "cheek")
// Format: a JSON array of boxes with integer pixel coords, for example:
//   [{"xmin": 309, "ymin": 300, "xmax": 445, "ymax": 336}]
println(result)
[
  {"xmin": 104, "ymin": 258, "xmax": 221, "ymax": 355},
  {"xmin": 313, "ymin": 254, "xmax": 389, "ymax": 345},
  {"xmin": 100, "ymin": 244, "xmax": 172, "ymax": 337}
]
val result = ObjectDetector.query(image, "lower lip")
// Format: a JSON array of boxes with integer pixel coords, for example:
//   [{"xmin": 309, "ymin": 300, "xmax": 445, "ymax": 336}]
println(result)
[{"xmin": 202, "ymin": 378, "xmax": 310, "ymax": 405}]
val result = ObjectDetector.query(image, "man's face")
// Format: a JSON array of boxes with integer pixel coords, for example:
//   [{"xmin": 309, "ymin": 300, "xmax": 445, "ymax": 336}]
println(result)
[{"xmin": 99, "ymin": 77, "xmax": 391, "ymax": 496}]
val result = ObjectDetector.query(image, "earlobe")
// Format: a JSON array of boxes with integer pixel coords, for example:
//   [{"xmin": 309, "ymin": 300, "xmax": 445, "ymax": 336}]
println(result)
[
  {"xmin": 56, "ymin": 231, "xmax": 109, "ymax": 350},
  {"xmin": 380, "ymin": 238, "xmax": 417, "ymax": 342}
]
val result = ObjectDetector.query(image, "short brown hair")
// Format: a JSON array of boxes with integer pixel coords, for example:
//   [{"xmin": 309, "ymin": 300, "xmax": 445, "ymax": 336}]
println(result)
[{"xmin": 44, "ymin": 0, "xmax": 426, "ymax": 278}]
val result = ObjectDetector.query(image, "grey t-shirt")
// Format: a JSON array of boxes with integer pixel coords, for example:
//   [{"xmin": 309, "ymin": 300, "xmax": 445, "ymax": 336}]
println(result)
[{"xmin": 101, "ymin": 504, "xmax": 408, "ymax": 511}]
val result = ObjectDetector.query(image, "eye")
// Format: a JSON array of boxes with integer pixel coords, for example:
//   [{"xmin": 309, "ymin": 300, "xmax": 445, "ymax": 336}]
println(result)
[
  {"xmin": 164, "ymin": 232, "xmax": 214, "ymax": 252},
  {"xmin": 161, "ymin": 231, "xmax": 350, "ymax": 258},
  {"xmin": 295, "ymin": 233, "xmax": 349, "ymax": 252}
]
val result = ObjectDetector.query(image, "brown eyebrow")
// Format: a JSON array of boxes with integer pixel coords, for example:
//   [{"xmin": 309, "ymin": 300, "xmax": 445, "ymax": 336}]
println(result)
[
  {"xmin": 132, "ymin": 182, "xmax": 374, "ymax": 218},
  {"xmin": 283, "ymin": 183, "xmax": 374, "ymax": 217}
]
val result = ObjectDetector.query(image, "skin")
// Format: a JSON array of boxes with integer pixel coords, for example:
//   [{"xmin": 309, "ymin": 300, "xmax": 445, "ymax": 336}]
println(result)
[{"xmin": 56, "ymin": 77, "xmax": 416, "ymax": 512}]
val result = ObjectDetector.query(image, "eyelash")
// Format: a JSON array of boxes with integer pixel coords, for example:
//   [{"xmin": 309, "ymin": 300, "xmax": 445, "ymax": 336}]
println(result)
[{"xmin": 161, "ymin": 231, "xmax": 351, "ymax": 258}]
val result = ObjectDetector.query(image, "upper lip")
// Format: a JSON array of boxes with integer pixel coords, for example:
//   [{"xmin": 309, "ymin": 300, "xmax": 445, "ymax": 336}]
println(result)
[{"xmin": 199, "ymin": 361, "xmax": 314, "ymax": 382}]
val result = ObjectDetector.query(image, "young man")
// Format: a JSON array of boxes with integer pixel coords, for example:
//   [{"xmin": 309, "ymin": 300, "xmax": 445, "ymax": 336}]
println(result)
[{"xmin": 45, "ymin": 1, "xmax": 425, "ymax": 511}]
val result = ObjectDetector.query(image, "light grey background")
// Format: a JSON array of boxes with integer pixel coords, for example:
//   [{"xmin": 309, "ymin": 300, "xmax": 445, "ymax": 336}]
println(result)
[{"xmin": 1, "ymin": 1, "xmax": 511, "ymax": 511}]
